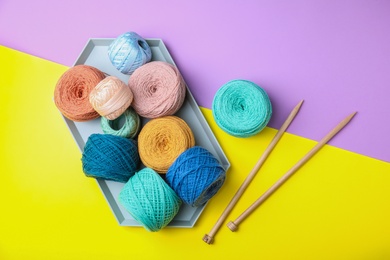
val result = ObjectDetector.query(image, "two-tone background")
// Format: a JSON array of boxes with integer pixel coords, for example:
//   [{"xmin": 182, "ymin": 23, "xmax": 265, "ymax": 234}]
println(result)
[{"xmin": 1, "ymin": 1, "xmax": 389, "ymax": 259}]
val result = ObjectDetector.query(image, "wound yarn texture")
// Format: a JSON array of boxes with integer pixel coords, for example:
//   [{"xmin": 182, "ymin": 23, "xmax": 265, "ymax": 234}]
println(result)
[
  {"xmin": 212, "ymin": 79, "xmax": 272, "ymax": 138},
  {"xmin": 166, "ymin": 146, "xmax": 226, "ymax": 207},
  {"xmin": 89, "ymin": 76, "xmax": 133, "ymax": 120},
  {"xmin": 108, "ymin": 32, "xmax": 152, "ymax": 75},
  {"xmin": 119, "ymin": 167, "xmax": 182, "ymax": 232},
  {"xmin": 128, "ymin": 61, "xmax": 186, "ymax": 118},
  {"xmin": 81, "ymin": 133, "xmax": 139, "ymax": 182},
  {"xmin": 138, "ymin": 116, "xmax": 195, "ymax": 173},
  {"xmin": 101, "ymin": 107, "xmax": 141, "ymax": 139},
  {"xmin": 54, "ymin": 65, "xmax": 105, "ymax": 121}
]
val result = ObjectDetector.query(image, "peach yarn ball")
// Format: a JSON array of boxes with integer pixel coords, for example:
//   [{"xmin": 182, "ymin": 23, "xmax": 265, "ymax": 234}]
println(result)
[
  {"xmin": 89, "ymin": 76, "xmax": 134, "ymax": 120},
  {"xmin": 54, "ymin": 65, "xmax": 105, "ymax": 121},
  {"xmin": 128, "ymin": 61, "xmax": 186, "ymax": 119}
]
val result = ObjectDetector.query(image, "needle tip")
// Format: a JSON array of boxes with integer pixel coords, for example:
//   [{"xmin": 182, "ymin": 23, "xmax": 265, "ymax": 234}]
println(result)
[
  {"xmin": 348, "ymin": 111, "xmax": 358, "ymax": 121},
  {"xmin": 293, "ymin": 100, "xmax": 304, "ymax": 112}
]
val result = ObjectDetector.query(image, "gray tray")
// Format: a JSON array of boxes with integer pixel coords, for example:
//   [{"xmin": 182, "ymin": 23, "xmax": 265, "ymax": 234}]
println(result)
[{"xmin": 62, "ymin": 38, "xmax": 230, "ymax": 227}]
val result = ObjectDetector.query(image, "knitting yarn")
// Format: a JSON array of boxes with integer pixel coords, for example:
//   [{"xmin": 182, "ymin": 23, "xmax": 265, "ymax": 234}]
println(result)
[
  {"xmin": 108, "ymin": 32, "xmax": 152, "ymax": 75},
  {"xmin": 54, "ymin": 65, "xmax": 105, "ymax": 121},
  {"xmin": 119, "ymin": 167, "xmax": 182, "ymax": 231},
  {"xmin": 128, "ymin": 61, "xmax": 186, "ymax": 118},
  {"xmin": 138, "ymin": 116, "xmax": 195, "ymax": 173},
  {"xmin": 212, "ymin": 79, "xmax": 272, "ymax": 138},
  {"xmin": 101, "ymin": 107, "xmax": 141, "ymax": 139},
  {"xmin": 81, "ymin": 133, "xmax": 139, "ymax": 183},
  {"xmin": 166, "ymin": 146, "xmax": 226, "ymax": 207},
  {"xmin": 89, "ymin": 76, "xmax": 133, "ymax": 120}
]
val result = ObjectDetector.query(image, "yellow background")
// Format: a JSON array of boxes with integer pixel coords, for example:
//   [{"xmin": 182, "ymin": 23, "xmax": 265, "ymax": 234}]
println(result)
[{"xmin": 1, "ymin": 46, "xmax": 389, "ymax": 259}]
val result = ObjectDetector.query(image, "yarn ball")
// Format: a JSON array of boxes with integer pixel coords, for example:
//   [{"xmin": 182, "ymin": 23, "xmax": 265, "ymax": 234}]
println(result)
[
  {"xmin": 81, "ymin": 133, "xmax": 139, "ymax": 183},
  {"xmin": 212, "ymin": 79, "xmax": 272, "ymax": 138},
  {"xmin": 119, "ymin": 167, "xmax": 182, "ymax": 232},
  {"xmin": 108, "ymin": 32, "xmax": 152, "ymax": 75},
  {"xmin": 166, "ymin": 146, "xmax": 226, "ymax": 207},
  {"xmin": 101, "ymin": 107, "xmax": 141, "ymax": 139},
  {"xmin": 89, "ymin": 76, "xmax": 133, "ymax": 120},
  {"xmin": 54, "ymin": 65, "xmax": 105, "ymax": 121},
  {"xmin": 138, "ymin": 116, "xmax": 195, "ymax": 173},
  {"xmin": 128, "ymin": 61, "xmax": 186, "ymax": 118}
]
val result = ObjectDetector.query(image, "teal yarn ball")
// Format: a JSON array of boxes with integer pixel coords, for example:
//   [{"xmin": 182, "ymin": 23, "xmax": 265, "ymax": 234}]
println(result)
[
  {"xmin": 166, "ymin": 146, "xmax": 226, "ymax": 207},
  {"xmin": 212, "ymin": 79, "xmax": 272, "ymax": 138},
  {"xmin": 119, "ymin": 168, "xmax": 182, "ymax": 231},
  {"xmin": 101, "ymin": 107, "xmax": 141, "ymax": 138},
  {"xmin": 81, "ymin": 133, "xmax": 140, "ymax": 182},
  {"xmin": 108, "ymin": 32, "xmax": 152, "ymax": 75}
]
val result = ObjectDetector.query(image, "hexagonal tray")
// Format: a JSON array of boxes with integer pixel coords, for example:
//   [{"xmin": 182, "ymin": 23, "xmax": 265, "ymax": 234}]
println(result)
[{"xmin": 61, "ymin": 38, "xmax": 230, "ymax": 227}]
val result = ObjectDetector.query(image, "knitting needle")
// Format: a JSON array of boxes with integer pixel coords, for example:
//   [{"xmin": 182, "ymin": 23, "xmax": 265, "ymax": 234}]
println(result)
[
  {"xmin": 203, "ymin": 100, "xmax": 304, "ymax": 244},
  {"xmin": 226, "ymin": 111, "xmax": 357, "ymax": 232}
]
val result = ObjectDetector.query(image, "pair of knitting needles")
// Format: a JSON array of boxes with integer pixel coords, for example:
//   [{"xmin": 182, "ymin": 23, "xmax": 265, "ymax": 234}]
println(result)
[{"xmin": 203, "ymin": 100, "xmax": 357, "ymax": 244}]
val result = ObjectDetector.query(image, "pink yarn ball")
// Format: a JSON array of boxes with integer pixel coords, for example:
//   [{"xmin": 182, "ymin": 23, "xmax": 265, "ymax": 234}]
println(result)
[{"xmin": 128, "ymin": 61, "xmax": 186, "ymax": 118}]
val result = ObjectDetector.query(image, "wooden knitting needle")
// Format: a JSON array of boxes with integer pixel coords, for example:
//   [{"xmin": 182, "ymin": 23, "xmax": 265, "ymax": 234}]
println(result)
[
  {"xmin": 203, "ymin": 100, "xmax": 304, "ymax": 244},
  {"xmin": 226, "ymin": 111, "xmax": 357, "ymax": 232}
]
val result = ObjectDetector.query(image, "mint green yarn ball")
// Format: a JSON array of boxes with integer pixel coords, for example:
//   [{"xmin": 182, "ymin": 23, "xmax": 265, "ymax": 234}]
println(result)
[
  {"xmin": 101, "ymin": 107, "xmax": 141, "ymax": 138},
  {"xmin": 118, "ymin": 167, "xmax": 182, "ymax": 231},
  {"xmin": 212, "ymin": 79, "xmax": 272, "ymax": 138}
]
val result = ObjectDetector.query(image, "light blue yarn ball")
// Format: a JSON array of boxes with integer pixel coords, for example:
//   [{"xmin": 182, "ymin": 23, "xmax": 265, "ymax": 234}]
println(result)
[
  {"xmin": 212, "ymin": 79, "xmax": 272, "ymax": 138},
  {"xmin": 166, "ymin": 146, "xmax": 226, "ymax": 207},
  {"xmin": 108, "ymin": 32, "xmax": 152, "ymax": 75},
  {"xmin": 119, "ymin": 167, "xmax": 182, "ymax": 232}
]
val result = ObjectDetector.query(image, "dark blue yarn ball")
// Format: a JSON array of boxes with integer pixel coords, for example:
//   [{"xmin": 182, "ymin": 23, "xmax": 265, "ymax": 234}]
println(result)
[
  {"xmin": 81, "ymin": 133, "xmax": 140, "ymax": 182},
  {"xmin": 166, "ymin": 146, "xmax": 226, "ymax": 207}
]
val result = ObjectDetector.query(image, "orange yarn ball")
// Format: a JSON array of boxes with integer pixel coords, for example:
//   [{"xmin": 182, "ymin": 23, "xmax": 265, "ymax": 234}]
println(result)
[
  {"xmin": 89, "ymin": 76, "xmax": 134, "ymax": 120},
  {"xmin": 54, "ymin": 65, "xmax": 105, "ymax": 121}
]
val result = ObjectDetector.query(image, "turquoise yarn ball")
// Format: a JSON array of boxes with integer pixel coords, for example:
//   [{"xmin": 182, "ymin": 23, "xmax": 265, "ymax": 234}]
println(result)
[
  {"xmin": 108, "ymin": 32, "xmax": 152, "ymax": 75},
  {"xmin": 101, "ymin": 107, "xmax": 141, "ymax": 138},
  {"xmin": 81, "ymin": 133, "xmax": 140, "ymax": 182},
  {"xmin": 166, "ymin": 146, "xmax": 226, "ymax": 207},
  {"xmin": 119, "ymin": 168, "xmax": 182, "ymax": 231},
  {"xmin": 212, "ymin": 79, "xmax": 272, "ymax": 138}
]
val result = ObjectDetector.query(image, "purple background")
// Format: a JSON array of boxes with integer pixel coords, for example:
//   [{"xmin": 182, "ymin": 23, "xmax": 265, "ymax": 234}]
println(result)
[{"xmin": 1, "ymin": 0, "xmax": 389, "ymax": 162}]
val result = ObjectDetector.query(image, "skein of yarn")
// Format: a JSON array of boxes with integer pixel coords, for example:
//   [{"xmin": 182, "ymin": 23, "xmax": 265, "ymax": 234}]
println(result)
[
  {"xmin": 54, "ymin": 65, "xmax": 105, "ymax": 121},
  {"xmin": 89, "ymin": 76, "xmax": 133, "ymax": 120},
  {"xmin": 128, "ymin": 61, "xmax": 186, "ymax": 118},
  {"xmin": 108, "ymin": 32, "xmax": 152, "ymax": 75},
  {"xmin": 81, "ymin": 134, "xmax": 139, "ymax": 183},
  {"xmin": 138, "ymin": 116, "xmax": 195, "ymax": 173},
  {"xmin": 212, "ymin": 79, "xmax": 272, "ymax": 138},
  {"xmin": 119, "ymin": 167, "xmax": 182, "ymax": 232},
  {"xmin": 166, "ymin": 146, "xmax": 226, "ymax": 207},
  {"xmin": 101, "ymin": 107, "xmax": 141, "ymax": 139}
]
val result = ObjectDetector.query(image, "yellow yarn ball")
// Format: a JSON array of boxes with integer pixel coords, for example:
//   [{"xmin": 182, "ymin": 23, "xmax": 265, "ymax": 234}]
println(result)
[{"xmin": 138, "ymin": 116, "xmax": 195, "ymax": 173}]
